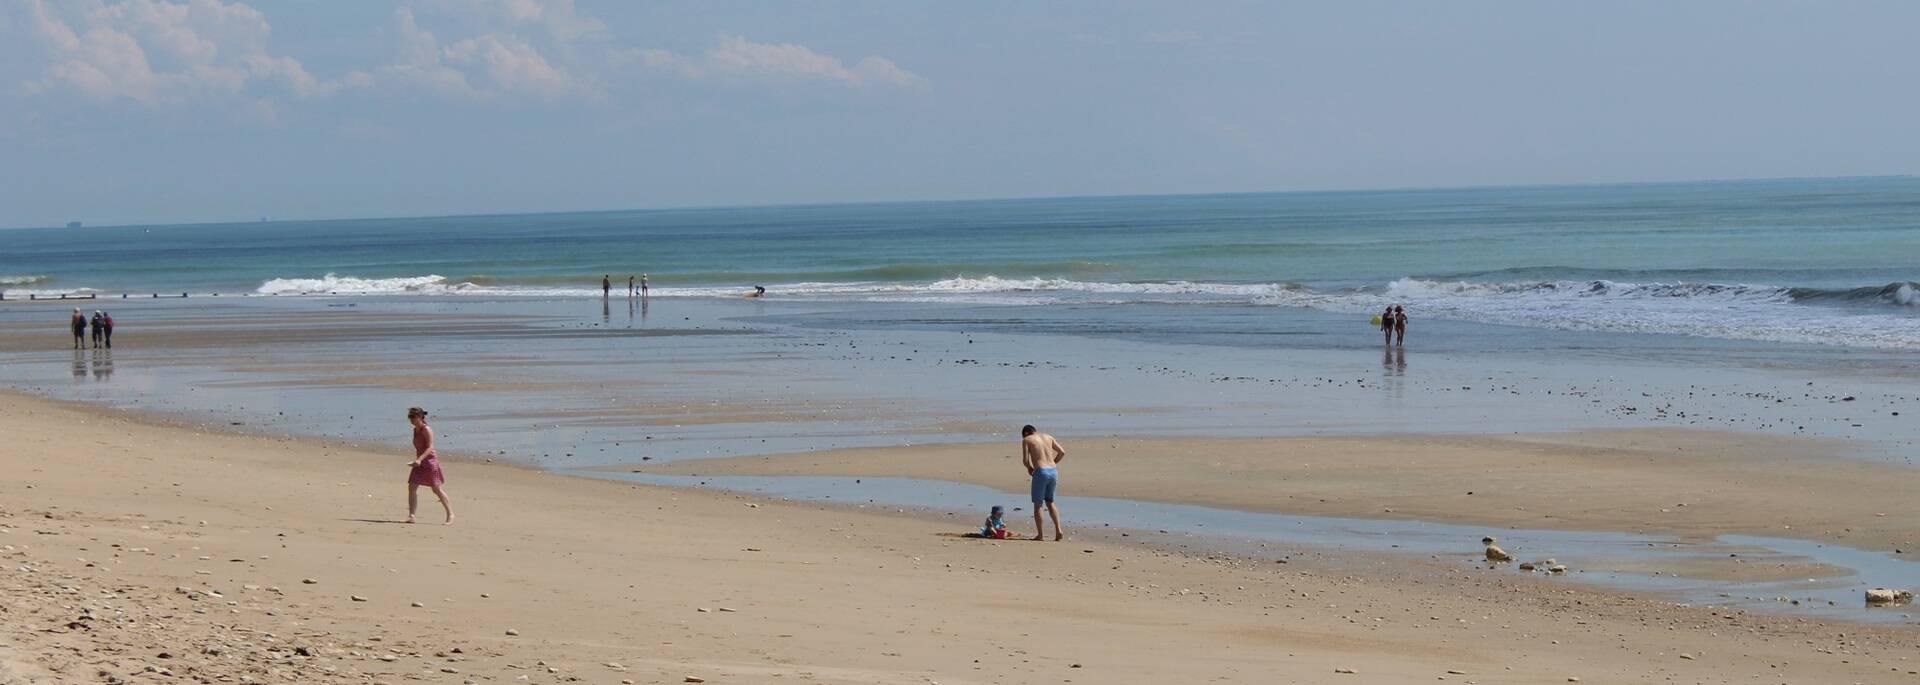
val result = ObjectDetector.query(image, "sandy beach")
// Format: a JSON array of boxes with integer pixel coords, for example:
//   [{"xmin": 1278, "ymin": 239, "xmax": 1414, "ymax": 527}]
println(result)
[
  {"xmin": 9, "ymin": 5, "xmax": 1920, "ymax": 682},
  {"xmin": 5, "ymin": 391, "xmax": 1920, "ymax": 685},
  {"xmin": 4, "ymin": 289, "xmax": 1919, "ymax": 685}
]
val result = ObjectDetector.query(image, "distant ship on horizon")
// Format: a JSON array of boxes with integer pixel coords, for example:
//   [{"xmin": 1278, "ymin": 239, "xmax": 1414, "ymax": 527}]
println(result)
[{"xmin": 66, "ymin": 221, "xmax": 81, "ymax": 229}]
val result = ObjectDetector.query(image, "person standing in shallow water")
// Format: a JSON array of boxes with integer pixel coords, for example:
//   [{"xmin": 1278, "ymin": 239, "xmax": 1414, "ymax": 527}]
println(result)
[
  {"xmin": 602, "ymin": 275, "xmax": 611, "ymax": 298},
  {"xmin": 89, "ymin": 310, "xmax": 105, "ymax": 349},
  {"xmin": 406, "ymin": 407, "xmax": 454, "ymax": 525},
  {"xmin": 70, "ymin": 308, "xmax": 86, "ymax": 349},
  {"xmin": 1393, "ymin": 305, "xmax": 1408, "ymax": 346},
  {"xmin": 1380, "ymin": 306, "xmax": 1395, "ymax": 346},
  {"xmin": 1020, "ymin": 424, "xmax": 1067, "ymax": 541}
]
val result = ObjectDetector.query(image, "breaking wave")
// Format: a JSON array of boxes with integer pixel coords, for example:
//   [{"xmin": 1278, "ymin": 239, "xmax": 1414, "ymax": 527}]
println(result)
[
  {"xmin": 246, "ymin": 273, "xmax": 1920, "ymax": 349},
  {"xmin": 1247, "ymin": 278, "xmax": 1919, "ymax": 349},
  {"xmin": 255, "ymin": 274, "xmax": 478, "ymax": 295}
]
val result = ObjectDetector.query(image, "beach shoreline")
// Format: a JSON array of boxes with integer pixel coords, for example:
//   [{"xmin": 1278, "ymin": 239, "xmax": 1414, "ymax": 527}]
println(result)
[
  {"xmin": 4, "ymin": 290, "xmax": 1920, "ymax": 682},
  {"xmin": 5, "ymin": 297, "xmax": 1917, "ymax": 470},
  {"xmin": 6, "ymin": 389, "xmax": 1920, "ymax": 684}
]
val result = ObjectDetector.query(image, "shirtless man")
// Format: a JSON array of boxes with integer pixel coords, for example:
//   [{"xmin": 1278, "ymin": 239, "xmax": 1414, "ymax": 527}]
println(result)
[{"xmin": 1020, "ymin": 424, "xmax": 1067, "ymax": 541}]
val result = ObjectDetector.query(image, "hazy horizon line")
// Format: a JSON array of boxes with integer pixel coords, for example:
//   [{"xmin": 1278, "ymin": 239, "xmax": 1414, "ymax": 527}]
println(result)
[{"xmin": 7, "ymin": 173, "xmax": 1912, "ymax": 232}]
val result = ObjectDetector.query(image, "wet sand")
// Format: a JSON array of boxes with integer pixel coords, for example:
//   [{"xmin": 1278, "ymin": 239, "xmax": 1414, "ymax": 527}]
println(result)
[
  {"xmin": 5, "ymin": 391, "xmax": 1918, "ymax": 684},
  {"xmin": 636, "ymin": 429, "xmax": 1920, "ymax": 553},
  {"xmin": 0, "ymin": 316, "xmax": 749, "ymax": 351},
  {"xmin": 6, "ymin": 298, "xmax": 1918, "ymax": 469}
]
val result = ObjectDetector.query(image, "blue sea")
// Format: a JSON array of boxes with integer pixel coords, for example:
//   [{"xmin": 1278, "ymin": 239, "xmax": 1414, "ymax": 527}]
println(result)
[{"xmin": 4, "ymin": 176, "xmax": 1916, "ymax": 350}]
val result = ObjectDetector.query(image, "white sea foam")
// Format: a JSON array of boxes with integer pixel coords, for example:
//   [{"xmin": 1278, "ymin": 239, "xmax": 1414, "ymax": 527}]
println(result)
[
  {"xmin": 1253, "ymin": 278, "xmax": 1919, "ymax": 350},
  {"xmin": 255, "ymin": 274, "xmax": 485, "ymax": 296},
  {"xmin": 246, "ymin": 273, "xmax": 1918, "ymax": 349}
]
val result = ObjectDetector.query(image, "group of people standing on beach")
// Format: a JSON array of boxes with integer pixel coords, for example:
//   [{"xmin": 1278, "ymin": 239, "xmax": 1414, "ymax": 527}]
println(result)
[
  {"xmin": 605, "ymin": 274, "xmax": 651, "ymax": 298},
  {"xmin": 1380, "ymin": 305, "xmax": 1408, "ymax": 346},
  {"xmin": 70, "ymin": 308, "xmax": 113, "ymax": 349},
  {"xmin": 600, "ymin": 275, "xmax": 767, "ymax": 299}
]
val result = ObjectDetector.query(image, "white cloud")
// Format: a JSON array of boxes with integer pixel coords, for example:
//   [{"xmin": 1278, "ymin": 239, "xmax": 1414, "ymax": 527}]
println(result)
[
  {"xmin": 345, "ymin": 4, "xmax": 587, "ymax": 101},
  {"xmin": 18, "ymin": 0, "xmax": 329, "ymax": 104},
  {"xmin": 444, "ymin": 34, "xmax": 577, "ymax": 97},
  {"xmin": 638, "ymin": 34, "xmax": 924, "ymax": 88},
  {"xmin": 8, "ymin": 0, "xmax": 922, "ymax": 110}
]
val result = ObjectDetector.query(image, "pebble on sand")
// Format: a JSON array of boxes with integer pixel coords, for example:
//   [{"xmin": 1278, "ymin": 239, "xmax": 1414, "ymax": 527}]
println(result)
[
  {"xmin": 504, "ymin": 628, "xmax": 520, "ymax": 636},
  {"xmin": 1865, "ymin": 588, "xmax": 1913, "ymax": 605}
]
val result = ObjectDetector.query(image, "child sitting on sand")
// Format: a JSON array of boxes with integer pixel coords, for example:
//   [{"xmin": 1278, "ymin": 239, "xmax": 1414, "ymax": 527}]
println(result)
[{"xmin": 980, "ymin": 505, "xmax": 1014, "ymax": 539}]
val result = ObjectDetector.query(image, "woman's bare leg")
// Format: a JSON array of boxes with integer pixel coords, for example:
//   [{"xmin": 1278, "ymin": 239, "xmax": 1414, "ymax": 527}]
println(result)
[
  {"xmin": 429, "ymin": 485, "xmax": 454, "ymax": 524},
  {"xmin": 406, "ymin": 484, "xmax": 419, "ymax": 523}
]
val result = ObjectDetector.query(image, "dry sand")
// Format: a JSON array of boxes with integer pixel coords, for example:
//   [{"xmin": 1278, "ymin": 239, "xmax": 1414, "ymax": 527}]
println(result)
[
  {"xmin": 639, "ymin": 429, "xmax": 1920, "ymax": 554},
  {"xmin": 4, "ymin": 392, "xmax": 1919, "ymax": 684}
]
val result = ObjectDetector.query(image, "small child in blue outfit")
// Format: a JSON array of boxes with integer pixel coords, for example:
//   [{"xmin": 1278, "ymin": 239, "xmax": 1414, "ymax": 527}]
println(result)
[{"xmin": 980, "ymin": 505, "xmax": 1013, "ymax": 539}]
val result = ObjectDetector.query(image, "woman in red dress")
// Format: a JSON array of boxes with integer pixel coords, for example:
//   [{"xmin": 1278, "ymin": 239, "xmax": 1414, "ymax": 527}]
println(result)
[{"xmin": 406, "ymin": 407, "xmax": 455, "ymax": 524}]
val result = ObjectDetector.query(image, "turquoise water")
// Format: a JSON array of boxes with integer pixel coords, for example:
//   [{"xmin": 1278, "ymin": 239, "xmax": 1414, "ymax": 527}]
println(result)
[{"xmin": 4, "ymin": 176, "xmax": 1916, "ymax": 348}]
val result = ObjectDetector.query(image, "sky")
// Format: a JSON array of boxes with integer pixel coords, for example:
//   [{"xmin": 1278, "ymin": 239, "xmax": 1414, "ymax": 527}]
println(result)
[{"xmin": 2, "ymin": 0, "xmax": 1918, "ymax": 228}]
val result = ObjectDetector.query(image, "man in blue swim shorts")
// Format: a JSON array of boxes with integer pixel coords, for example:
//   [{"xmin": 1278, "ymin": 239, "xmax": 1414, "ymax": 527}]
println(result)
[{"xmin": 1020, "ymin": 424, "xmax": 1068, "ymax": 541}]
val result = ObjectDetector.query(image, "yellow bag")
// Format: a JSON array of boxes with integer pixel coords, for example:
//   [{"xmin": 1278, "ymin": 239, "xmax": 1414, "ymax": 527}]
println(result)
[{"xmin": 1370, "ymin": 315, "xmax": 1383, "ymax": 327}]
